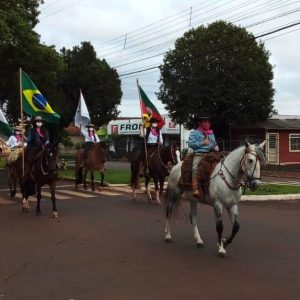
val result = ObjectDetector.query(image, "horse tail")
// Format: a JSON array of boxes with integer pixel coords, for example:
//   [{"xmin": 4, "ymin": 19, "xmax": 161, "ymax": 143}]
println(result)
[
  {"xmin": 130, "ymin": 160, "xmax": 140, "ymax": 189},
  {"xmin": 76, "ymin": 167, "xmax": 83, "ymax": 184},
  {"xmin": 164, "ymin": 163, "xmax": 183, "ymax": 219}
]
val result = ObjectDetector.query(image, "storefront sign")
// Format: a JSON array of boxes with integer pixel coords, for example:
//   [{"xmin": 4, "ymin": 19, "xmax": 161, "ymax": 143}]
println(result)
[{"xmin": 108, "ymin": 118, "xmax": 180, "ymax": 135}]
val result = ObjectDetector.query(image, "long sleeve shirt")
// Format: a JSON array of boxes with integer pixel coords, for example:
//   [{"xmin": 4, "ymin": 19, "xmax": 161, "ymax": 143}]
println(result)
[
  {"xmin": 6, "ymin": 135, "xmax": 25, "ymax": 148},
  {"xmin": 83, "ymin": 131, "xmax": 100, "ymax": 143},
  {"xmin": 188, "ymin": 129, "xmax": 217, "ymax": 153},
  {"xmin": 140, "ymin": 127, "xmax": 163, "ymax": 144}
]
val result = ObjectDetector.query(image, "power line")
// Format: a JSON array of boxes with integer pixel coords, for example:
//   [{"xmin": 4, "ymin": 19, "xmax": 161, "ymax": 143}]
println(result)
[
  {"xmin": 104, "ymin": 0, "xmax": 299, "ymax": 65},
  {"xmin": 118, "ymin": 21, "xmax": 300, "ymax": 77},
  {"xmin": 40, "ymin": 0, "xmax": 86, "ymax": 20}
]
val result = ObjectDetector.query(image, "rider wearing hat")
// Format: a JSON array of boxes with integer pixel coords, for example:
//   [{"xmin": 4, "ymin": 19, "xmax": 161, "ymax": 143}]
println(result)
[
  {"xmin": 82, "ymin": 123, "xmax": 99, "ymax": 160},
  {"xmin": 6, "ymin": 125, "xmax": 26, "ymax": 149},
  {"xmin": 139, "ymin": 117, "xmax": 163, "ymax": 175},
  {"xmin": 27, "ymin": 116, "xmax": 49, "ymax": 147},
  {"xmin": 26, "ymin": 116, "xmax": 49, "ymax": 167},
  {"xmin": 188, "ymin": 114, "xmax": 219, "ymax": 198}
]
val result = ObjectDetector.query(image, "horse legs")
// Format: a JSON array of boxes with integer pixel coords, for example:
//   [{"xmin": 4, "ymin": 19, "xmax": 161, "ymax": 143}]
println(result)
[
  {"xmin": 214, "ymin": 203, "xmax": 226, "ymax": 257},
  {"xmin": 36, "ymin": 184, "xmax": 42, "ymax": 216},
  {"xmin": 223, "ymin": 204, "xmax": 240, "ymax": 248},
  {"xmin": 153, "ymin": 177, "xmax": 161, "ymax": 205},
  {"xmin": 189, "ymin": 198, "xmax": 204, "ymax": 248},
  {"xmin": 145, "ymin": 175, "xmax": 152, "ymax": 203},
  {"xmin": 8, "ymin": 166, "xmax": 16, "ymax": 198},
  {"xmin": 83, "ymin": 169, "xmax": 88, "ymax": 190},
  {"xmin": 50, "ymin": 181, "xmax": 58, "ymax": 218},
  {"xmin": 91, "ymin": 171, "xmax": 95, "ymax": 191},
  {"xmin": 21, "ymin": 183, "xmax": 30, "ymax": 212}
]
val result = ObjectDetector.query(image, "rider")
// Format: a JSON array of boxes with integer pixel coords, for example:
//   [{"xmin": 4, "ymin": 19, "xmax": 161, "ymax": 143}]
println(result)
[
  {"xmin": 6, "ymin": 125, "xmax": 25, "ymax": 149},
  {"xmin": 139, "ymin": 117, "xmax": 163, "ymax": 175},
  {"xmin": 188, "ymin": 114, "xmax": 219, "ymax": 198},
  {"xmin": 82, "ymin": 123, "xmax": 99, "ymax": 161},
  {"xmin": 6, "ymin": 125, "xmax": 27, "ymax": 164},
  {"xmin": 26, "ymin": 116, "xmax": 49, "ymax": 169}
]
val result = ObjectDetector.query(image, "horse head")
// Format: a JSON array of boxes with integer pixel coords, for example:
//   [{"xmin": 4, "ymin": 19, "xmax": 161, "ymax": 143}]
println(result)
[
  {"xmin": 44, "ymin": 143, "xmax": 59, "ymax": 172},
  {"xmin": 241, "ymin": 140, "xmax": 266, "ymax": 191}
]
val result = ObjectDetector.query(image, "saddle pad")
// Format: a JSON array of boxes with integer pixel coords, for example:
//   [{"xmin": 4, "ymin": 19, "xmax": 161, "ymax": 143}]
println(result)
[
  {"xmin": 178, "ymin": 151, "xmax": 222, "ymax": 190},
  {"xmin": 7, "ymin": 148, "xmax": 22, "ymax": 164},
  {"xmin": 178, "ymin": 154, "xmax": 193, "ymax": 187}
]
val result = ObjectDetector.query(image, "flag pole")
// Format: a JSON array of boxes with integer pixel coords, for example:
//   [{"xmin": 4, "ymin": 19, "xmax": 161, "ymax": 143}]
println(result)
[
  {"xmin": 137, "ymin": 79, "xmax": 149, "ymax": 174},
  {"xmin": 19, "ymin": 67, "xmax": 25, "ymax": 177}
]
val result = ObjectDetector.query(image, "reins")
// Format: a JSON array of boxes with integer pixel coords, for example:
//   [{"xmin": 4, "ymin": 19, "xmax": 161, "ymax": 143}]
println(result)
[
  {"xmin": 211, "ymin": 148, "xmax": 261, "ymax": 190},
  {"xmin": 155, "ymin": 145, "xmax": 177, "ymax": 169}
]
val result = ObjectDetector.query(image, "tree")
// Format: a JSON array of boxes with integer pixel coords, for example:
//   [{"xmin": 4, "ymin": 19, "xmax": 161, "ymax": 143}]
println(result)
[
  {"xmin": 61, "ymin": 42, "xmax": 122, "ymax": 127},
  {"xmin": 0, "ymin": 0, "xmax": 65, "ymax": 128},
  {"xmin": 158, "ymin": 21, "xmax": 274, "ymax": 136}
]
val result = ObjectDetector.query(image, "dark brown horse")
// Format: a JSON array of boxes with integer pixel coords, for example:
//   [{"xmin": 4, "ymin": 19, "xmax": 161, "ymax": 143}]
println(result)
[
  {"xmin": 8, "ymin": 143, "xmax": 59, "ymax": 217},
  {"xmin": 75, "ymin": 142, "xmax": 107, "ymax": 191},
  {"xmin": 130, "ymin": 144, "xmax": 180, "ymax": 204}
]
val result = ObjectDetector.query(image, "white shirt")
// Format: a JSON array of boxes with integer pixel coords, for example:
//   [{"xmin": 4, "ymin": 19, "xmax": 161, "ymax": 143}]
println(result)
[
  {"xmin": 6, "ymin": 135, "xmax": 26, "ymax": 148},
  {"xmin": 140, "ymin": 127, "xmax": 163, "ymax": 144},
  {"xmin": 83, "ymin": 131, "xmax": 100, "ymax": 143}
]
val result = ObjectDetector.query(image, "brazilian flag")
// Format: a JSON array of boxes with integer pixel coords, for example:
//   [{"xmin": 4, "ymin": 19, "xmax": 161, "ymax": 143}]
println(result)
[{"xmin": 21, "ymin": 71, "xmax": 60, "ymax": 123}]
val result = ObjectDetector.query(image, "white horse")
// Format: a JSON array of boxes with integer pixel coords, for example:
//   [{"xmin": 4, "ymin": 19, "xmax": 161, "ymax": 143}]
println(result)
[{"xmin": 164, "ymin": 141, "xmax": 266, "ymax": 257}]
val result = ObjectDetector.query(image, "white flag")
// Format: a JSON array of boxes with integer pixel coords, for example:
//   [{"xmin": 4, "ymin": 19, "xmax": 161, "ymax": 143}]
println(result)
[{"xmin": 74, "ymin": 90, "xmax": 91, "ymax": 135}]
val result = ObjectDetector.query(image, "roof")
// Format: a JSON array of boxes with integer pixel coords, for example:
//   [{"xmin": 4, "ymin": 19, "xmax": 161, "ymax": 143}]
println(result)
[
  {"xmin": 233, "ymin": 116, "xmax": 300, "ymax": 130},
  {"xmin": 65, "ymin": 123, "xmax": 81, "ymax": 136}
]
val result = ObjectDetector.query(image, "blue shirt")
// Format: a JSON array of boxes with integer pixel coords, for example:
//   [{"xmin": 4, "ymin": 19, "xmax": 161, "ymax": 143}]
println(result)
[{"xmin": 188, "ymin": 129, "xmax": 217, "ymax": 153}]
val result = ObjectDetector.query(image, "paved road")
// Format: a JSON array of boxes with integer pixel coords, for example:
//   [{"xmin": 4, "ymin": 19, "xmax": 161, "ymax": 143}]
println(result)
[{"xmin": 0, "ymin": 176, "xmax": 299, "ymax": 299}]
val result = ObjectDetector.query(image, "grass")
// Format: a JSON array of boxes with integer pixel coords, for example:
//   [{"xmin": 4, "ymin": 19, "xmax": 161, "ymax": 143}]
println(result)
[
  {"xmin": 59, "ymin": 167, "xmax": 131, "ymax": 185},
  {"xmin": 2, "ymin": 157, "xmax": 300, "ymax": 193},
  {"xmin": 244, "ymin": 184, "xmax": 300, "ymax": 195}
]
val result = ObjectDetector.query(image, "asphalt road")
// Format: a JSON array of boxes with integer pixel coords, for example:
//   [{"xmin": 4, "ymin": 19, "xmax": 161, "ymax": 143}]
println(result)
[{"xmin": 0, "ymin": 175, "xmax": 300, "ymax": 300}]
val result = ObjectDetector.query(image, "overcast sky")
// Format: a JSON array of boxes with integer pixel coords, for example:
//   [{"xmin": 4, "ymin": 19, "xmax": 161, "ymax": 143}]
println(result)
[{"xmin": 35, "ymin": 0, "xmax": 300, "ymax": 118}]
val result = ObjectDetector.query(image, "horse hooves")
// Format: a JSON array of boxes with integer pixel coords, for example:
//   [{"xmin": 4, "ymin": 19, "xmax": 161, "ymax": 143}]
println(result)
[
  {"xmin": 52, "ymin": 212, "xmax": 59, "ymax": 218},
  {"xmin": 197, "ymin": 243, "xmax": 205, "ymax": 248},
  {"xmin": 22, "ymin": 207, "xmax": 31, "ymax": 212},
  {"xmin": 165, "ymin": 238, "xmax": 172, "ymax": 243},
  {"xmin": 218, "ymin": 251, "xmax": 227, "ymax": 258}
]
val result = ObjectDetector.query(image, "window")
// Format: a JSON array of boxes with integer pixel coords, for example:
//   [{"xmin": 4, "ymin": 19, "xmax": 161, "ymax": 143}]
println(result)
[{"xmin": 289, "ymin": 134, "xmax": 300, "ymax": 151}]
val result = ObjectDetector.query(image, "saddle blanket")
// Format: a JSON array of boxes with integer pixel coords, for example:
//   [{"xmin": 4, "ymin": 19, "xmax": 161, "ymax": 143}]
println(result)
[
  {"xmin": 178, "ymin": 151, "xmax": 221, "ymax": 191},
  {"xmin": 7, "ymin": 148, "xmax": 23, "ymax": 164}
]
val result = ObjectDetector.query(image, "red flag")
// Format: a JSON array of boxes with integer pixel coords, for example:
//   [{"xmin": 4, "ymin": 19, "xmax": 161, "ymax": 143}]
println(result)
[{"xmin": 138, "ymin": 84, "xmax": 165, "ymax": 129}]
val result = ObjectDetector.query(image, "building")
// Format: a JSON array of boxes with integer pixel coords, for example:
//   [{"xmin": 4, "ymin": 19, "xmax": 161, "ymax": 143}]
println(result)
[
  {"xmin": 107, "ymin": 114, "xmax": 190, "ymax": 160},
  {"xmin": 230, "ymin": 115, "xmax": 300, "ymax": 164}
]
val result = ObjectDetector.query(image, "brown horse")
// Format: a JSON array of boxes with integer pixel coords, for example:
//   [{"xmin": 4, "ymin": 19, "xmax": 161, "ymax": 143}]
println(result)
[
  {"xmin": 130, "ymin": 144, "xmax": 180, "ymax": 204},
  {"xmin": 8, "ymin": 143, "xmax": 59, "ymax": 217},
  {"xmin": 75, "ymin": 142, "xmax": 107, "ymax": 191}
]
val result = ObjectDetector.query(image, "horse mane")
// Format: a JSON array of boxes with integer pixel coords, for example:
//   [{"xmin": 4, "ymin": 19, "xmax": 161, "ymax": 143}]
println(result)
[{"xmin": 224, "ymin": 143, "xmax": 267, "ymax": 165}]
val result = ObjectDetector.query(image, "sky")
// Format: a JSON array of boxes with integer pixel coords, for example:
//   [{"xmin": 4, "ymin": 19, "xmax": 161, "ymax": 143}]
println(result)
[{"xmin": 35, "ymin": 0, "xmax": 300, "ymax": 117}]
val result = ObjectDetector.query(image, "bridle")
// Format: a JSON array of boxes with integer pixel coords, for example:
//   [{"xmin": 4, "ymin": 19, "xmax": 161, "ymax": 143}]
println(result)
[
  {"xmin": 41, "ymin": 146, "xmax": 57, "ymax": 175},
  {"xmin": 213, "ymin": 148, "xmax": 261, "ymax": 190},
  {"xmin": 155, "ymin": 145, "xmax": 178, "ymax": 169}
]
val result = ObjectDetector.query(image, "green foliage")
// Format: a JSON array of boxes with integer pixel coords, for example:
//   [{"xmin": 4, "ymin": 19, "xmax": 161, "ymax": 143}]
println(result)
[
  {"xmin": 59, "ymin": 129, "xmax": 74, "ymax": 149},
  {"xmin": 61, "ymin": 42, "xmax": 122, "ymax": 127},
  {"xmin": 0, "ymin": 2, "xmax": 122, "ymax": 135},
  {"xmin": 158, "ymin": 21, "xmax": 274, "ymax": 135}
]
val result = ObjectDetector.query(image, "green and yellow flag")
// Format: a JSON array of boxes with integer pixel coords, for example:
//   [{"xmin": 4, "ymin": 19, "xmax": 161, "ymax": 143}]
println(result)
[{"xmin": 21, "ymin": 71, "xmax": 60, "ymax": 123}]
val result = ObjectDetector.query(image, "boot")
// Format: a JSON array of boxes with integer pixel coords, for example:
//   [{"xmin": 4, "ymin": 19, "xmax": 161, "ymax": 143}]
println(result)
[{"xmin": 192, "ymin": 176, "xmax": 202, "ymax": 198}]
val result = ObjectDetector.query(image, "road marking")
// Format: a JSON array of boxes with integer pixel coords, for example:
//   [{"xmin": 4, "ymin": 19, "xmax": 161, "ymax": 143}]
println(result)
[
  {"xmin": 57, "ymin": 190, "xmax": 95, "ymax": 198},
  {"xmin": 40, "ymin": 191, "xmax": 69, "ymax": 200},
  {"xmin": 15, "ymin": 193, "xmax": 37, "ymax": 202},
  {"xmin": 0, "ymin": 197, "xmax": 15, "ymax": 205},
  {"xmin": 15, "ymin": 192, "xmax": 69, "ymax": 200},
  {"xmin": 94, "ymin": 190, "xmax": 122, "ymax": 196}
]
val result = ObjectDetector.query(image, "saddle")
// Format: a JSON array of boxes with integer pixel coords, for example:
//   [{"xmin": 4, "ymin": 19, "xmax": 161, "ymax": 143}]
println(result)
[
  {"xmin": 178, "ymin": 151, "xmax": 222, "ymax": 192},
  {"xmin": 7, "ymin": 148, "xmax": 23, "ymax": 165}
]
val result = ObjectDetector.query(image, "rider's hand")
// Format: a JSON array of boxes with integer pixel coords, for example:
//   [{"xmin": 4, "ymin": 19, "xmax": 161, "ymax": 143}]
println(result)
[{"xmin": 214, "ymin": 145, "xmax": 219, "ymax": 152}]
